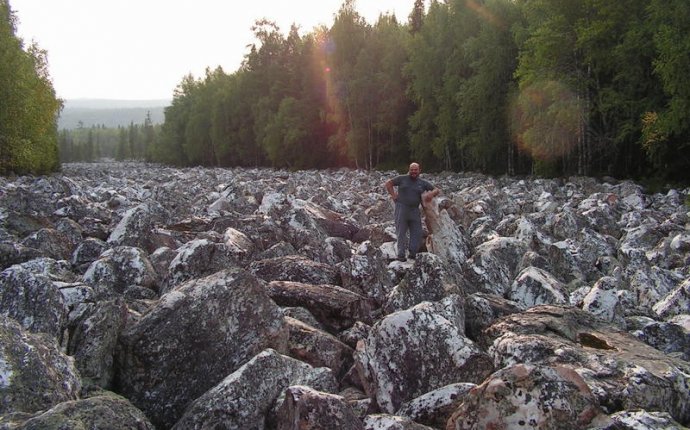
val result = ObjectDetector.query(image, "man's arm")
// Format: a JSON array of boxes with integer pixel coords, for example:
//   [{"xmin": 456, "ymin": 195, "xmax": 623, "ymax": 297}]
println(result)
[{"xmin": 385, "ymin": 179, "xmax": 398, "ymax": 201}]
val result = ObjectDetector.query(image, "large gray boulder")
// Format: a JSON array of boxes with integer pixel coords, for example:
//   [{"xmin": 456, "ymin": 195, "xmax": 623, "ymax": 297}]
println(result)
[
  {"xmin": 83, "ymin": 246, "xmax": 158, "ymax": 296},
  {"xmin": 172, "ymin": 349, "xmax": 338, "ymax": 430},
  {"xmin": 116, "ymin": 269, "xmax": 289, "ymax": 429},
  {"xmin": 0, "ymin": 316, "xmax": 81, "ymax": 415},
  {"xmin": 6, "ymin": 392, "xmax": 154, "ymax": 430},
  {"xmin": 275, "ymin": 385, "xmax": 364, "ymax": 430},
  {"xmin": 484, "ymin": 305, "xmax": 690, "ymax": 425},
  {"xmin": 446, "ymin": 364, "xmax": 603, "ymax": 430},
  {"xmin": 356, "ymin": 301, "xmax": 493, "ymax": 413},
  {"xmin": 0, "ymin": 260, "xmax": 69, "ymax": 339}
]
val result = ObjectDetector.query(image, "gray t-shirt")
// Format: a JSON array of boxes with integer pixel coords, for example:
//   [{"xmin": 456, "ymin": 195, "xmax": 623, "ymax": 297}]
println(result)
[{"xmin": 391, "ymin": 175, "xmax": 434, "ymax": 207}]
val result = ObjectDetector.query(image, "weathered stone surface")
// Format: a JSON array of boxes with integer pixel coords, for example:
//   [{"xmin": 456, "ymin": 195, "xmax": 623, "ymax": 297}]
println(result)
[
  {"xmin": 362, "ymin": 414, "xmax": 436, "ymax": 430},
  {"xmin": 356, "ymin": 301, "xmax": 493, "ymax": 414},
  {"xmin": 422, "ymin": 196, "xmax": 470, "ymax": 268},
  {"xmin": 63, "ymin": 298, "xmax": 127, "ymax": 388},
  {"xmin": 285, "ymin": 316, "xmax": 354, "ymax": 377},
  {"xmin": 275, "ymin": 385, "xmax": 364, "ymax": 430},
  {"xmin": 465, "ymin": 237, "xmax": 529, "ymax": 295},
  {"xmin": 446, "ymin": 364, "xmax": 603, "ymax": 430},
  {"xmin": 627, "ymin": 315, "xmax": 690, "ymax": 361},
  {"xmin": 508, "ymin": 266, "xmax": 568, "ymax": 308},
  {"xmin": 172, "ymin": 349, "xmax": 338, "ymax": 430},
  {"xmin": 71, "ymin": 237, "xmax": 109, "ymax": 273},
  {"xmin": 0, "ymin": 261, "xmax": 68, "ymax": 339},
  {"xmin": 2, "ymin": 162, "xmax": 689, "ymax": 428},
  {"xmin": 83, "ymin": 245, "xmax": 158, "ymax": 296},
  {"xmin": 464, "ymin": 293, "xmax": 523, "ymax": 341},
  {"xmin": 338, "ymin": 241, "xmax": 393, "ymax": 305},
  {"xmin": 7, "ymin": 392, "xmax": 154, "ymax": 430},
  {"xmin": 654, "ymin": 278, "xmax": 690, "ymax": 320},
  {"xmin": 266, "ymin": 280, "xmax": 375, "ymax": 331},
  {"xmin": 396, "ymin": 382, "xmax": 475, "ymax": 429},
  {"xmin": 20, "ymin": 228, "xmax": 74, "ymax": 261},
  {"xmin": 251, "ymin": 254, "xmax": 341, "ymax": 285},
  {"xmin": 107, "ymin": 201, "xmax": 169, "ymax": 252},
  {"xmin": 0, "ymin": 316, "xmax": 81, "ymax": 415},
  {"xmin": 484, "ymin": 305, "xmax": 690, "ymax": 424},
  {"xmin": 594, "ymin": 409, "xmax": 688, "ymax": 430},
  {"xmin": 383, "ymin": 253, "xmax": 463, "ymax": 314},
  {"xmin": 116, "ymin": 269, "xmax": 289, "ymax": 429}
]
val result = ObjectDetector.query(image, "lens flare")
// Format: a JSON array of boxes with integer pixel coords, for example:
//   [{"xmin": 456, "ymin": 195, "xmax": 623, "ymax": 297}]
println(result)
[{"xmin": 510, "ymin": 80, "xmax": 584, "ymax": 161}]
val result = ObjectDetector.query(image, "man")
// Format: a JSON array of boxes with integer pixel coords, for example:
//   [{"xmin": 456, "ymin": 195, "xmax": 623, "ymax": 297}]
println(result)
[{"xmin": 385, "ymin": 162, "xmax": 440, "ymax": 261}]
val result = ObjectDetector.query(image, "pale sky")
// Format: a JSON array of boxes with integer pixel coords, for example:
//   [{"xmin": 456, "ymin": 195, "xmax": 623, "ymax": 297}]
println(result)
[{"xmin": 10, "ymin": 0, "xmax": 416, "ymax": 101}]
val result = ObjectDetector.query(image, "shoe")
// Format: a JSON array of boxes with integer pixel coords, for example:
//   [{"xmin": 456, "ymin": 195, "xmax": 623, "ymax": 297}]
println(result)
[
  {"xmin": 408, "ymin": 253, "xmax": 416, "ymax": 260},
  {"xmin": 397, "ymin": 256, "xmax": 406, "ymax": 262}
]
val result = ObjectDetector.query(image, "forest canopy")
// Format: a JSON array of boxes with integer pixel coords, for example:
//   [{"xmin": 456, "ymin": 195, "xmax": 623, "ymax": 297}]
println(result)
[
  {"xmin": 0, "ymin": 0, "xmax": 61, "ymax": 176},
  {"xmin": 150, "ymin": 0, "xmax": 690, "ymax": 183},
  {"xmin": 4, "ymin": 0, "xmax": 690, "ymax": 184}
]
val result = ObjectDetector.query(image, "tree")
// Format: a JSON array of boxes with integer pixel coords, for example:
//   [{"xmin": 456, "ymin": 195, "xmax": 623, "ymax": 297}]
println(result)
[{"xmin": 0, "ymin": 0, "xmax": 61, "ymax": 175}]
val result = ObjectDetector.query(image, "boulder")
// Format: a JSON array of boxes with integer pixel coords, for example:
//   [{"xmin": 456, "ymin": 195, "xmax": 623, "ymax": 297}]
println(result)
[
  {"xmin": 275, "ymin": 385, "xmax": 364, "ymax": 430},
  {"xmin": 356, "ymin": 301, "xmax": 493, "ymax": 413},
  {"xmin": 116, "ymin": 269, "xmax": 289, "ymax": 429},
  {"xmin": 265, "ymin": 280, "xmax": 375, "ymax": 332},
  {"xmin": 251, "ymin": 254, "xmax": 341, "ymax": 286},
  {"xmin": 285, "ymin": 316, "xmax": 354, "ymax": 378},
  {"xmin": 0, "ymin": 317, "xmax": 81, "ymax": 415},
  {"xmin": 83, "ymin": 246, "xmax": 158, "ymax": 296},
  {"xmin": 7, "ymin": 392, "xmax": 154, "ymax": 430},
  {"xmin": 172, "ymin": 349, "xmax": 338, "ymax": 430},
  {"xmin": 446, "ymin": 364, "xmax": 603, "ymax": 430},
  {"xmin": 485, "ymin": 305, "xmax": 690, "ymax": 424},
  {"xmin": 0, "ymin": 261, "xmax": 69, "ymax": 339},
  {"xmin": 396, "ymin": 382, "xmax": 476, "ymax": 429},
  {"xmin": 508, "ymin": 266, "xmax": 568, "ymax": 308}
]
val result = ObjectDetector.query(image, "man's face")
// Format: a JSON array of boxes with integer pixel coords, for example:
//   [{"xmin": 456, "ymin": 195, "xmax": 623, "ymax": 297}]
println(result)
[{"xmin": 409, "ymin": 163, "xmax": 420, "ymax": 179}]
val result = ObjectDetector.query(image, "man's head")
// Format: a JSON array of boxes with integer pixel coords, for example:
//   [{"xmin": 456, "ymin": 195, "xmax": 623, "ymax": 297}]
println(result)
[{"xmin": 408, "ymin": 162, "xmax": 420, "ymax": 179}]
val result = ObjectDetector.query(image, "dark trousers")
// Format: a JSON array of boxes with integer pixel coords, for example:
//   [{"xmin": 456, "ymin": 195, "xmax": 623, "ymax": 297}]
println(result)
[{"xmin": 395, "ymin": 202, "xmax": 422, "ymax": 258}]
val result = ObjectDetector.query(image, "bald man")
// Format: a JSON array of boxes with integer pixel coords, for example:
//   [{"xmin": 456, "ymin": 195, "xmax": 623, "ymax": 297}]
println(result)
[{"xmin": 384, "ymin": 162, "xmax": 440, "ymax": 261}]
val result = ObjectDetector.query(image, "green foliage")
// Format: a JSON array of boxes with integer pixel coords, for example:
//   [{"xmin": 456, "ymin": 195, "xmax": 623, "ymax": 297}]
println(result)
[
  {"xmin": 143, "ymin": 0, "xmax": 689, "ymax": 185},
  {"xmin": 0, "ymin": 0, "xmax": 61, "ymax": 175}
]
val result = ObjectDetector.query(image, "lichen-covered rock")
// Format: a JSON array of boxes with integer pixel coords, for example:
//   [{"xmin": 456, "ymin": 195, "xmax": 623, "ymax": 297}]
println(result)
[
  {"xmin": 83, "ymin": 245, "xmax": 158, "ymax": 296},
  {"xmin": 71, "ymin": 237, "xmax": 109, "ymax": 273},
  {"xmin": 446, "ymin": 364, "xmax": 603, "ymax": 430},
  {"xmin": 0, "ymin": 261, "xmax": 68, "ymax": 339},
  {"xmin": 275, "ymin": 385, "xmax": 363, "ymax": 430},
  {"xmin": 285, "ymin": 316, "xmax": 354, "ymax": 377},
  {"xmin": 396, "ymin": 382, "xmax": 475, "ymax": 429},
  {"xmin": 251, "ymin": 254, "xmax": 341, "ymax": 286},
  {"xmin": 116, "ymin": 269, "xmax": 289, "ymax": 429},
  {"xmin": 8, "ymin": 392, "xmax": 154, "ymax": 430},
  {"xmin": 265, "ymin": 280, "xmax": 374, "ymax": 332},
  {"xmin": 20, "ymin": 228, "xmax": 74, "ymax": 261},
  {"xmin": 356, "ymin": 301, "xmax": 493, "ymax": 414},
  {"xmin": 596, "ymin": 409, "xmax": 688, "ymax": 430},
  {"xmin": 338, "ymin": 241, "xmax": 393, "ymax": 305},
  {"xmin": 464, "ymin": 293, "xmax": 523, "ymax": 342},
  {"xmin": 362, "ymin": 414, "xmax": 436, "ymax": 430},
  {"xmin": 654, "ymin": 278, "xmax": 690, "ymax": 320},
  {"xmin": 485, "ymin": 305, "xmax": 690, "ymax": 425},
  {"xmin": 63, "ymin": 299, "xmax": 127, "ymax": 388},
  {"xmin": 465, "ymin": 237, "xmax": 528, "ymax": 295},
  {"xmin": 107, "ymin": 201, "xmax": 169, "ymax": 252},
  {"xmin": 508, "ymin": 266, "xmax": 568, "ymax": 308},
  {"xmin": 581, "ymin": 276, "xmax": 625, "ymax": 325},
  {"xmin": 383, "ymin": 253, "xmax": 462, "ymax": 314},
  {"xmin": 162, "ymin": 238, "xmax": 236, "ymax": 293},
  {"xmin": 0, "ymin": 316, "xmax": 81, "ymax": 415},
  {"xmin": 628, "ymin": 316, "xmax": 690, "ymax": 361},
  {"xmin": 172, "ymin": 349, "xmax": 337, "ymax": 430},
  {"xmin": 422, "ymin": 196, "xmax": 470, "ymax": 268}
]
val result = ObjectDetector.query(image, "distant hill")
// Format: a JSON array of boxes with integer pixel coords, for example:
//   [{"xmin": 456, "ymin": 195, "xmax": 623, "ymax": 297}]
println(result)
[{"xmin": 58, "ymin": 99, "xmax": 171, "ymax": 129}]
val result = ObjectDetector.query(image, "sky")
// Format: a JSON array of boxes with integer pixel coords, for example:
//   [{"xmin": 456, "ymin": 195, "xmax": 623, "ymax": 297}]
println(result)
[{"xmin": 10, "ymin": 0, "xmax": 416, "ymax": 101}]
